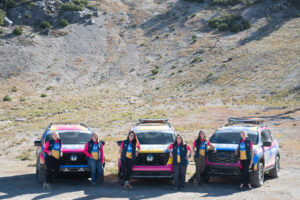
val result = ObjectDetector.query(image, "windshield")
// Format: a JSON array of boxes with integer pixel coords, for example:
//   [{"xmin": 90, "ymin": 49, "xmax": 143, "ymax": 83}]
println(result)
[
  {"xmin": 137, "ymin": 132, "xmax": 175, "ymax": 145},
  {"xmin": 210, "ymin": 131, "xmax": 258, "ymax": 145},
  {"xmin": 46, "ymin": 132, "xmax": 91, "ymax": 144}
]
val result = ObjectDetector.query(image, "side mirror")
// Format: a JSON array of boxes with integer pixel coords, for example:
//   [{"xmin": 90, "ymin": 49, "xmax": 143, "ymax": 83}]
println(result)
[
  {"xmin": 34, "ymin": 140, "xmax": 41, "ymax": 146},
  {"xmin": 263, "ymin": 141, "xmax": 271, "ymax": 147},
  {"xmin": 117, "ymin": 141, "xmax": 122, "ymax": 146}
]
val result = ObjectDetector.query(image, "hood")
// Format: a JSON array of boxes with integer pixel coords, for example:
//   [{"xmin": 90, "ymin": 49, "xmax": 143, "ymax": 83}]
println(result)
[
  {"xmin": 212, "ymin": 143, "xmax": 238, "ymax": 151},
  {"xmin": 139, "ymin": 144, "xmax": 170, "ymax": 153}
]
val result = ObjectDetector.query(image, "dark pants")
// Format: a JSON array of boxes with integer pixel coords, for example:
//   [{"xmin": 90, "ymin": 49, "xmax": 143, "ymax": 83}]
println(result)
[
  {"xmin": 88, "ymin": 158, "xmax": 103, "ymax": 184},
  {"xmin": 173, "ymin": 165, "xmax": 187, "ymax": 189},
  {"xmin": 121, "ymin": 158, "xmax": 133, "ymax": 182},
  {"xmin": 240, "ymin": 159, "xmax": 251, "ymax": 185},
  {"xmin": 46, "ymin": 156, "xmax": 60, "ymax": 183},
  {"xmin": 194, "ymin": 156, "xmax": 206, "ymax": 183}
]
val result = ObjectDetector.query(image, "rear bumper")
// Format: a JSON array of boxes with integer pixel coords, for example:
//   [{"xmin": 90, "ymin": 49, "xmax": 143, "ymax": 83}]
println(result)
[{"xmin": 59, "ymin": 165, "xmax": 90, "ymax": 172}]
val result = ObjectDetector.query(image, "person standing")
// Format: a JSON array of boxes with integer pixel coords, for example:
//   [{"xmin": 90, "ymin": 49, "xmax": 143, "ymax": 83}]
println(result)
[
  {"xmin": 235, "ymin": 130, "xmax": 253, "ymax": 189},
  {"xmin": 191, "ymin": 130, "xmax": 216, "ymax": 185},
  {"xmin": 168, "ymin": 134, "xmax": 192, "ymax": 191},
  {"xmin": 43, "ymin": 132, "xmax": 63, "ymax": 189},
  {"xmin": 120, "ymin": 131, "xmax": 140, "ymax": 190},
  {"xmin": 84, "ymin": 133, "xmax": 104, "ymax": 186}
]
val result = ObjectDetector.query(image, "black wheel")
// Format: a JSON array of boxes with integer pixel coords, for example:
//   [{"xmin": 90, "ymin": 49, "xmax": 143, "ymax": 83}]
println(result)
[
  {"xmin": 269, "ymin": 156, "xmax": 280, "ymax": 178},
  {"xmin": 251, "ymin": 162, "xmax": 264, "ymax": 187},
  {"xmin": 37, "ymin": 163, "xmax": 47, "ymax": 184}
]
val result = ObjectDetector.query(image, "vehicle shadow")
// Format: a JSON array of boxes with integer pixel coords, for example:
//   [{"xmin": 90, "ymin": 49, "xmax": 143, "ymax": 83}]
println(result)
[{"xmin": 0, "ymin": 173, "xmax": 250, "ymax": 200}]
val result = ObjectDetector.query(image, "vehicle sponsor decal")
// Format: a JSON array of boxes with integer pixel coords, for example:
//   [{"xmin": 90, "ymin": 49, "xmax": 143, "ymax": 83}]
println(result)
[
  {"xmin": 62, "ymin": 144, "xmax": 85, "ymax": 149},
  {"xmin": 212, "ymin": 143, "xmax": 238, "ymax": 150},
  {"xmin": 139, "ymin": 145, "xmax": 169, "ymax": 153}
]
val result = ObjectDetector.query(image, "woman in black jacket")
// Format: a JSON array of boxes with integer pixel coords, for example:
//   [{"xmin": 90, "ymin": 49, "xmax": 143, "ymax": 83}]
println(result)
[
  {"xmin": 119, "ymin": 131, "xmax": 140, "ymax": 190},
  {"xmin": 168, "ymin": 134, "xmax": 192, "ymax": 191},
  {"xmin": 235, "ymin": 130, "xmax": 254, "ymax": 189}
]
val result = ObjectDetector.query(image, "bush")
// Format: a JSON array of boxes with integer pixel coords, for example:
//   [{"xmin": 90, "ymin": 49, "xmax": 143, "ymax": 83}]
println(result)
[
  {"xmin": 40, "ymin": 21, "xmax": 51, "ymax": 29},
  {"xmin": 191, "ymin": 56, "xmax": 203, "ymax": 63},
  {"xmin": 13, "ymin": 26, "xmax": 23, "ymax": 35},
  {"xmin": 72, "ymin": 0, "xmax": 88, "ymax": 6},
  {"xmin": 151, "ymin": 69, "xmax": 158, "ymax": 75},
  {"xmin": 60, "ymin": 2, "xmax": 83, "ymax": 11},
  {"xmin": 3, "ymin": 0, "xmax": 16, "ymax": 9},
  {"xmin": 208, "ymin": 14, "xmax": 250, "ymax": 33},
  {"xmin": 178, "ymin": 69, "xmax": 183, "ymax": 73},
  {"xmin": 3, "ymin": 95, "xmax": 12, "ymax": 101},
  {"xmin": 0, "ymin": 9, "xmax": 5, "ymax": 26},
  {"xmin": 24, "ymin": 14, "xmax": 31, "ymax": 19},
  {"xmin": 59, "ymin": 18, "xmax": 69, "ymax": 27},
  {"xmin": 11, "ymin": 86, "xmax": 17, "ymax": 92},
  {"xmin": 40, "ymin": 93, "xmax": 47, "ymax": 98}
]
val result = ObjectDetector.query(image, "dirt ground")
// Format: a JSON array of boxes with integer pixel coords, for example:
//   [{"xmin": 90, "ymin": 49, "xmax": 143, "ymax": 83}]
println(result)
[{"xmin": 0, "ymin": 116, "xmax": 300, "ymax": 200}]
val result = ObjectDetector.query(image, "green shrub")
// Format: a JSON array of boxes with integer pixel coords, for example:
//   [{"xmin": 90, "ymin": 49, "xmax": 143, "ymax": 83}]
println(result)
[
  {"xmin": 11, "ymin": 86, "xmax": 17, "ymax": 92},
  {"xmin": 60, "ymin": 2, "xmax": 83, "ymax": 11},
  {"xmin": 151, "ymin": 69, "xmax": 158, "ymax": 75},
  {"xmin": 59, "ymin": 18, "xmax": 69, "ymax": 27},
  {"xmin": 40, "ymin": 93, "xmax": 47, "ymax": 98},
  {"xmin": 208, "ymin": 14, "xmax": 250, "ymax": 33},
  {"xmin": 3, "ymin": 95, "xmax": 12, "ymax": 101},
  {"xmin": 24, "ymin": 14, "xmax": 31, "ymax": 19},
  {"xmin": 3, "ymin": 0, "xmax": 16, "ymax": 9},
  {"xmin": 13, "ymin": 26, "xmax": 23, "ymax": 35},
  {"xmin": 40, "ymin": 21, "xmax": 51, "ymax": 29},
  {"xmin": 191, "ymin": 56, "xmax": 203, "ymax": 63},
  {"xmin": 87, "ymin": 4, "xmax": 97, "ymax": 9},
  {"xmin": 0, "ymin": 9, "xmax": 5, "ymax": 26},
  {"xmin": 72, "ymin": 0, "xmax": 88, "ymax": 6},
  {"xmin": 178, "ymin": 69, "xmax": 183, "ymax": 73},
  {"xmin": 20, "ymin": 97, "xmax": 26, "ymax": 101},
  {"xmin": 0, "ymin": 28, "xmax": 3, "ymax": 34}
]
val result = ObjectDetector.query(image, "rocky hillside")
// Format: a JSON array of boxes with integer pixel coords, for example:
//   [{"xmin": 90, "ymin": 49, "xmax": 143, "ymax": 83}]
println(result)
[{"xmin": 0, "ymin": 0, "xmax": 299, "ymax": 121}]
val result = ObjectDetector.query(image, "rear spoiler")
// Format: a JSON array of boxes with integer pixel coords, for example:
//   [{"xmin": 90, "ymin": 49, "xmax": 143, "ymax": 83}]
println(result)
[
  {"xmin": 136, "ymin": 118, "xmax": 171, "ymax": 127},
  {"xmin": 227, "ymin": 117, "xmax": 264, "ymax": 125}
]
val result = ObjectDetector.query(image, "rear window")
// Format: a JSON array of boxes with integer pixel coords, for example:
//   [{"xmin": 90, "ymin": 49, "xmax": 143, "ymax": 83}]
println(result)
[
  {"xmin": 210, "ymin": 131, "xmax": 258, "ymax": 145},
  {"xmin": 46, "ymin": 131, "xmax": 91, "ymax": 144},
  {"xmin": 137, "ymin": 132, "xmax": 175, "ymax": 145}
]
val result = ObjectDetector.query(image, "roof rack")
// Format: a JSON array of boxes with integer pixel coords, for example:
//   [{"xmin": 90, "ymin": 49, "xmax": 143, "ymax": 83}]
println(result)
[
  {"xmin": 228, "ymin": 117, "xmax": 264, "ymax": 125},
  {"xmin": 49, "ymin": 122, "xmax": 90, "ymax": 129},
  {"xmin": 136, "ymin": 119, "xmax": 171, "ymax": 127}
]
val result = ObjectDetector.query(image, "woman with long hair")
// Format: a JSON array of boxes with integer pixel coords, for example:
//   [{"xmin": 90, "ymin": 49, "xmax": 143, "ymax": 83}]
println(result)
[
  {"xmin": 168, "ymin": 134, "xmax": 192, "ymax": 191},
  {"xmin": 84, "ymin": 133, "xmax": 104, "ymax": 186},
  {"xmin": 43, "ymin": 132, "xmax": 63, "ymax": 189},
  {"xmin": 120, "ymin": 131, "xmax": 141, "ymax": 189},
  {"xmin": 191, "ymin": 130, "xmax": 216, "ymax": 185},
  {"xmin": 235, "ymin": 130, "xmax": 253, "ymax": 189}
]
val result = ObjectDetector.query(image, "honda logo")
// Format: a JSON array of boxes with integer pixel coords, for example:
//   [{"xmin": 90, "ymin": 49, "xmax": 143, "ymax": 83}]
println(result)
[
  {"xmin": 146, "ymin": 155, "xmax": 154, "ymax": 162},
  {"xmin": 70, "ymin": 154, "xmax": 77, "ymax": 161}
]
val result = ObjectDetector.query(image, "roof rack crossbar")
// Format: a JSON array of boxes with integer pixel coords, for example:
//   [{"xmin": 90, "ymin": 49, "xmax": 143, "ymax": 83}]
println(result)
[{"xmin": 228, "ymin": 117, "xmax": 264, "ymax": 125}]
